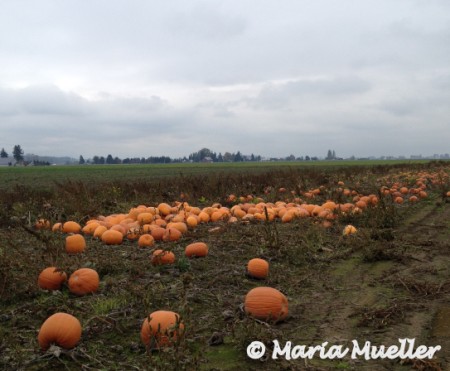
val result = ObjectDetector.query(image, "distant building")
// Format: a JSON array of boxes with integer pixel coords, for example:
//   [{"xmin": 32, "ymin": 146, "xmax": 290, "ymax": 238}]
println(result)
[{"xmin": 0, "ymin": 157, "xmax": 14, "ymax": 166}]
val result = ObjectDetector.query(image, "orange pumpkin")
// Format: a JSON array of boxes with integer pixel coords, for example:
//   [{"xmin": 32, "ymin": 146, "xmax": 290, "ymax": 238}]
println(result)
[
  {"xmin": 150, "ymin": 227, "xmax": 166, "ymax": 241},
  {"xmin": 163, "ymin": 227, "xmax": 182, "ymax": 242},
  {"xmin": 62, "ymin": 221, "xmax": 81, "ymax": 234},
  {"xmin": 247, "ymin": 258, "xmax": 269, "ymax": 279},
  {"xmin": 151, "ymin": 249, "xmax": 176, "ymax": 265},
  {"xmin": 343, "ymin": 225, "xmax": 357, "ymax": 236},
  {"xmin": 93, "ymin": 225, "xmax": 108, "ymax": 239},
  {"xmin": 186, "ymin": 215, "xmax": 198, "ymax": 228},
  {"xmin": 65, "ymin": 234, "xmax": 86, "ymax": 254},
  {"xmin": 138, "ymin": 234, "xmax": 155, "ymax": 248},
  {"xmin": 166, "ymin": 222, "xmax": 188, "ymax": 234},
  {"xmin": 82, "ymin": 221, "xmax": 100, "ymax": 235},
  {"xmin": 394, "ymin": 196, "xmax": 404, "ymax": 204},
  {"xmin": 68, "ymin": 268, "xmax": 99, "ymax": 296},
  {"xmin": 38, "ymin": 267, "xmax": 67, "ymax": 290},
  {"xmin": 157, "ymin": 203, "xmax": 172, "ymax": 216},
  {"xmin": 38, "ymin": 313, "xmax": 82, "ymax": 350},
  {"xmin": 101, "ymin": 229, "xmax": 123, "ymax": 245},
  {"xmin": 51, "ymin": 222, "xmax": 63, "ymax": 233},
  {"xmin": 244, "ymin": 287, "xmax": 288, "ymax": 322},
  {"xmin": 140, "ymin": 310, "xmax": 184, "ymax": 349},
  {"xmin": 35, "ymin": 218, "xmax": 51, "ymax": 230},
  {"xmin": 185, "ymin": 242, "xmax": 208, "ymax": 258}
]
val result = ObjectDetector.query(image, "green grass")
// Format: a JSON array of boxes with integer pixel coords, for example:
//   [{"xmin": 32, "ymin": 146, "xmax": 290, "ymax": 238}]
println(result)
[{"xmin": 0, "ymin": 159, "xmax": 434, "ymax": 190}]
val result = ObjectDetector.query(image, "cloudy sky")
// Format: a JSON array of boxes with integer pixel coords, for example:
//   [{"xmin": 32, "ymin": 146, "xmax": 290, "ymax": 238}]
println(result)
[{"xmin": 1, "ymin": 0, "xmax": 449, "ymax": 159}]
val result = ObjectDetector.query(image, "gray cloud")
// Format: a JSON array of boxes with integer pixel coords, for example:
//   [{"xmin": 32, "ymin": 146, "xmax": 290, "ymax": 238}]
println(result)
[
  {"xmin": 1, "ymin": 0, "xmax": 450, "ymax": 158},
  {"xmin": 250, "ymin": 76, "xmax": 372, "ymax": 109}
]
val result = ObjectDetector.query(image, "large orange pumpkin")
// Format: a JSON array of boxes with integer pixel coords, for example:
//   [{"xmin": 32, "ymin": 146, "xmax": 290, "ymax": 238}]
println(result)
[
  {"xmin": 140, "ymin": 310, "xmax": 184, "ymax": 349},
  {"xmin": 244, "ymin": 287, "xmax": 288, "ymax": 322},
  {"xmin": 38, "ymin": 313, "xmax": 82, "ymax": 350},
  {"xmin": 68, "ymin": 268, "xmax": 99, "ymax": 296},
  {"xmin": 38, "ymin": 267, "xmax": 67, "ymax": 290}
]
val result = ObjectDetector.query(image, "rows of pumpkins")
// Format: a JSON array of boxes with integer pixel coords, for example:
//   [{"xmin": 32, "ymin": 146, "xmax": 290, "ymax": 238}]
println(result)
[{"xmin": 35, "ymin": 171, "xmax": 446, "ymax": 352}]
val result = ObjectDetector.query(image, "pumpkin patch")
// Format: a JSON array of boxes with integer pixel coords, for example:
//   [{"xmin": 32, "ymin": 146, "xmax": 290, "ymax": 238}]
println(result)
[{"xmin": 2, "ymin": 162, "xmax": 449, "ymax": 368}]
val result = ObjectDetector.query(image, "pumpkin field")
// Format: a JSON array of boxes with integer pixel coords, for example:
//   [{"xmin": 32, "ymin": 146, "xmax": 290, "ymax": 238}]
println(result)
[{"xmin": 1, "ymin": 160, "xmax": 450, "ymax": 370}]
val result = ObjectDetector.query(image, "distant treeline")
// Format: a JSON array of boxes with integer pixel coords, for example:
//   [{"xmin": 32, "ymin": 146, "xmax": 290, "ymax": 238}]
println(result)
[{"xmin": 82, "ymin": 148, "xmax": 265, "ymax": 165}]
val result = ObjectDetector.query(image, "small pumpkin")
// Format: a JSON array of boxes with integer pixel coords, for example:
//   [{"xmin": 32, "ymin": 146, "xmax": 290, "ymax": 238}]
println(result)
[
  {"xmin": 38, "ymin": 267, "xmax": 67, "ymax": 290},
  {"xmin": 38, "ymin": 312, "xmax": 82, "ymax": 350},
  {"xmin": 151, "ymin": 249, "xmax": 176, "ymax": 265},
  {"xmin": 247, "ymin": 258, "xmax": 269, "ymax": 279},
  {"xmin": 244, "ymin": 287, "xmax": 288, "ymax": 322},
  {"xmin": 35, "ymin": 218, "xmax": 51, "ymax": 230},
  {"xmin": 185, "ymin": 242, "xmax": 208, "ymax": 258},
  {"xmin": 140, "ymin": 310, "xmax": 184, "ymax": 349},
  {"xmin": 68, "ymin": 268, "xmax": 99, "ymax": 296},
  {"xmin": 342, "ymin": 225, "xmax": 357, "ymax": 236},
  {"xmin": 51, "ymin": 222, "xmax": 63, "ymax": 233},
  {"xmin": 65, "ymin": 234, "xmax": 86, "ymax": 254}
]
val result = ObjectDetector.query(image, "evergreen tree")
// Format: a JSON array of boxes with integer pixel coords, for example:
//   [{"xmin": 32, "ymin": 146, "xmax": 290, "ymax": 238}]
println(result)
[
  {"xmin": 79, "ymin": 155, "xmax": 85, "ymax": 165},
  {"xmin": 0, "ymin": 148, "xmax": 8, "ymax": 158},
  {"xmin": 13, "ymin": 145, "xmax": 24, "ymax": 163},
  {"xmin": 234, "ymin": 151, "xmax": 243, "ymax": 162}
]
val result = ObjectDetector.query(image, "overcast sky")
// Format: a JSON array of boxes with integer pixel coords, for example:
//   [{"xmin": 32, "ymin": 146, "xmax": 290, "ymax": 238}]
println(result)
[{"xmin": 1, "ymin": 0, "xmax": 449, "ymax": 159}]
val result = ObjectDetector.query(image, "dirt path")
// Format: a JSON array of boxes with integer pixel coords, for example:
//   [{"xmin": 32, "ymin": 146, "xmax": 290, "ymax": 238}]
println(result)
[{"xmin": 304, "ymin": 202, "xmax": 450, "ymax": 370}]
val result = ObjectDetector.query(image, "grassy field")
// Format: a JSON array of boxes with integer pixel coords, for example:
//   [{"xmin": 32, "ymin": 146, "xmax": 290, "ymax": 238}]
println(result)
[
  {"xmin": 0, "ymin": 160, "xmax": 433, "ymax": 190},
  {"xmin": 1, "ymin": 160, "xmax": 449, "ymax": 370}
]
